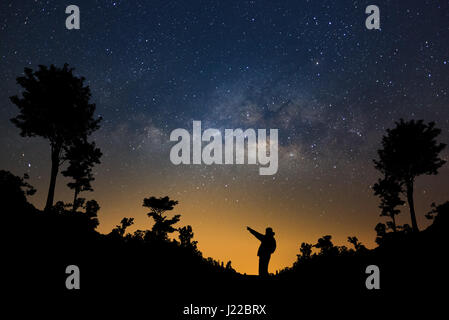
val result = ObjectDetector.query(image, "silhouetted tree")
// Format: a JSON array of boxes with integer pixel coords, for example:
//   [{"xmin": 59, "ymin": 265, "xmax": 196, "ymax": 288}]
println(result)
[
  {"xmin": 299, "ymin": 242, "xmax": 313, "ymax": 259},
  {"xmin": 143, "ymin": 196, "xmax": 180, "ymax": 241},
  {"xmin": 61, "ymin": 139, "xmax": 102, "ymax": 212},
  {"xmin": 111, "ymin": 217, "xmax": 135, "ymax": 237},
  {"xmin": 225, "ymin": 261, "xmax": 234, "ymax": 271},
  {"xmin": 374, "ymin": 119, "xmax": 446, "ymax": 232},
  {"xmin": 426, "ymin": 201, "xmax": 449, "ymax": 231},
  {"xmin": 375, "ymin": 222, "xmax": 387, "ymax": 245},
  {"xmin": 347, "ymin": 236, "xmax": 366, "ymax": 252},
  {"xmin": 10, "ymin": 64, "xmax": 101, "ymax": 211},
  {"xmin": 179, "ymin": 225, "xmax": 198, "ymax": 250},
  {"xmin": 373, "ymin": 176, "xmax": 405, "ymax": 232},
  {"xmin": 294, "ymin": 242, "xmax": 313, "ymax": 266},
  {"xmin": 314, "ymin": 235, "xmax": 338, "ymax": 256},
  {"xmin": 338, "ymin": 245, "xmax": 349, "ymax": 255},
  {"xmin": 132, "ymin": 229, "xmax": 146, "ymax": 241},
  {"xmin": 51, "ymin": 199, "xmax": 99, "ymax": 231},
  {"xmin": 84, "ymin": 199, "xmax": 100, "ymax": 230}
]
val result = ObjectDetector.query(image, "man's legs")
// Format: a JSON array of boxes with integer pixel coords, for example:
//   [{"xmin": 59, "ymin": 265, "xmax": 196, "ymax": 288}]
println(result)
[{"xmin": 258, "ymin": 254, "xmax": 271, "ymax": 277}]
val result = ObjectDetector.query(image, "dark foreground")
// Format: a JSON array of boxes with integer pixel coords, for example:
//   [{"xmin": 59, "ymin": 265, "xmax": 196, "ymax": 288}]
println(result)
[{"xmin": 4, "ymin": 207, "xmax": 447, "ymax": 318}]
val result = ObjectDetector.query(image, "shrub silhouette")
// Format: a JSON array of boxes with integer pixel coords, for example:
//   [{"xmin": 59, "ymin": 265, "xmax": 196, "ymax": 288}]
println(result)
[
  {"xmin": 293, "ymin": 242, "xmax": 313, "ymax": 267},
  {"xmin": 314, "ymin": 235, "xmax": 338, "ymax": 256},
  {"xmin": 110, "ymin": 217, "xmax": 135, "ymax": 238},
  {"xmin": 50, "ymin": 199, "xmax": 100, "ymax": 232},
  {"xmin": 0, "ymin": 170, "xmax": 35, "ymax": 203},
  {"xmin": 347, "ymin": 236, "xmax": 366, "ymax": 252},
  {"xmin": 299, "ymin": 242, "xmax": 313, "ymax": 259},
  {"xmin": 0, "ymin": 170, "xmax": 36, "ymax": 219}
]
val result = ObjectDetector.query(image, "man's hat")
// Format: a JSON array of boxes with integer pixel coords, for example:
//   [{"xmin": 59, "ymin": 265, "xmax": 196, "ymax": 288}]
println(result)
[{"xmin": 266, "ymin": 227, "xmax": 275, "ymax": 236}]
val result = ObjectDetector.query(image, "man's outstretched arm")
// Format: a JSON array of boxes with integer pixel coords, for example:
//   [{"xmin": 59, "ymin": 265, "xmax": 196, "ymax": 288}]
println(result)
[{"xmin": 247, "ymin": 226, "xmax": 264, "ymax": 241}]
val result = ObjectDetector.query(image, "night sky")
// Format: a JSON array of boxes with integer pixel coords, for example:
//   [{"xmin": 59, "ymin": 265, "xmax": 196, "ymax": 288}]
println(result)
[{"xmin": 1, "ymin": 0, "xmax": 448, "ymax": 274}]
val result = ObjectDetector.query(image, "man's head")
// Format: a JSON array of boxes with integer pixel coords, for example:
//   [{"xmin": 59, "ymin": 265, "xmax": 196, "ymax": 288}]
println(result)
[{"xmin": 265, "ymin": 227, "xmax": 275, "ymax": 236}]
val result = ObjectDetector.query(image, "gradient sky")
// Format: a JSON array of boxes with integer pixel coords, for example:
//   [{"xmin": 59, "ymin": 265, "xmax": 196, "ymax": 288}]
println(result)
[{"xmin": 1, "ymin": 0, "xmax": 448, "ymax": 274}]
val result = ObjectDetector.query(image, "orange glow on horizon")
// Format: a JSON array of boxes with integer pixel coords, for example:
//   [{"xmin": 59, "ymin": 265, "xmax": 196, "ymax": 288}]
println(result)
[{"xmin": 22, "ymin": 163, "xmax": 446, "ymax": 275}]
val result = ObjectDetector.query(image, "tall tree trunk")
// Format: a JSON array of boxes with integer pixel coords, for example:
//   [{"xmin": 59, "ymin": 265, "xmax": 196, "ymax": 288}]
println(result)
[
  {"xmin": 72, "ymin": 187, "xmax": 80, "ymax": 213},
  {"xmin": 391, "ymin": 214, "xmax": 397, "ymax": 232},
  {"xmin": 406, "ymin": 180, "xmax": 419, "ymax": 232},
  {"xmin": 44, "ymin": 145, "xmax": 60, "ymax": 212}
]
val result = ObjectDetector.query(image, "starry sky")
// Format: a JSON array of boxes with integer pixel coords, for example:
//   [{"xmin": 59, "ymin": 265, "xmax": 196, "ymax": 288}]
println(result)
[{"xmin": 1, "ymin": 0, "xmax": 448, "ymax": 274}]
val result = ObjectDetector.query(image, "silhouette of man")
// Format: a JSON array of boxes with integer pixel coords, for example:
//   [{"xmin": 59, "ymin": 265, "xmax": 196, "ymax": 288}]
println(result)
[{"xmin": 247, "ymin": 226, "xmax": 276, "ymax": 277}]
